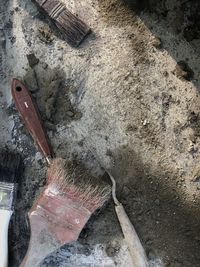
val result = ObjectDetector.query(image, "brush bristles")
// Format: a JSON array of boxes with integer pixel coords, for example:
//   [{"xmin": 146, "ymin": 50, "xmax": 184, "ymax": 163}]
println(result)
[
  {"xmin": 55, "ymin": 9, "xmax": 90, "ymax": 46},
  {"xmin": 47, "ymin": 159, "xmax": 111, "ymax": 212},
  {"xmin": 33, "ymin": 0, "xmax": 91, "ymax": 47},
  {"xmin": 0, "ymin": 150, "xmax": 21, "ymax": 183}
]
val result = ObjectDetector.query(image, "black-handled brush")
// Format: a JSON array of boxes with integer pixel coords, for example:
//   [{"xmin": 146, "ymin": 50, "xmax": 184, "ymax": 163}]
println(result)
[{"xmin": 0, "ymin": 151, "xmax": 21, "ymax": 267}]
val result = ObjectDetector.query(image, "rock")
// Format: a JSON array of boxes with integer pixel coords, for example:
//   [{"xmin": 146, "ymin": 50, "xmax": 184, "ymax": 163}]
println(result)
[
  {"xmin": 27, "ymin": 53, "xmax": 39, "ymax": 68},
  {"xmin": 66, "ymin": 111, "xmax": 74, "ymax": 117},
  {"xmin": 105, "ymin": 241, "xmax": 120, "ymax": 257},
  {"xmin": 151, "ymin": 37, "xmax": 162, "ymax": 48}
]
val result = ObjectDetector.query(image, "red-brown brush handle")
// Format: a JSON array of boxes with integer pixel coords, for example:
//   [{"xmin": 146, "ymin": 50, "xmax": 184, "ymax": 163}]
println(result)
[{"xmin": 12, "ymin": 79, "xmax": 53, "ymax": 161}]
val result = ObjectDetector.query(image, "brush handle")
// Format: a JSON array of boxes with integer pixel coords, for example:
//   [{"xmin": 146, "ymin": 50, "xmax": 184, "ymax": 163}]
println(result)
[
  {"xmin": 0, "ymin": 210, "xmax": 13, "ymax": 267},
  {"xmin": 19, "ymin": 211, "xmax": 60, "ymax": 267},
  {"xmin": 115, "ymin": 204, "xmax": 149, "ymax": 267},
  {"xmin": 20, "ymin": 186, "xmax": 92, "ymax": 267},
  {"xmin": 12, "ymin": 79, "xmax": 53, "ymax": 162}
]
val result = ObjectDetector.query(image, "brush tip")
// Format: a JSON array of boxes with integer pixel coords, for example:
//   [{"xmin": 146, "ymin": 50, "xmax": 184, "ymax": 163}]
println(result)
[
  {"xmin": 0, "ymin": 150, "xmax": 21, "ymax": 184},
  {"xmin": 47, "ymin": 158, "xmax": 111, "ymax": 212}
]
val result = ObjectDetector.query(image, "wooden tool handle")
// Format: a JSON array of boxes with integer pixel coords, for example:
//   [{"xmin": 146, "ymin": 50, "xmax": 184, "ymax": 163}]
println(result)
[
  {"xmin": 115, "ymin": 204, "xmax": 149, "ymax": 267},
  {"xmin": 19, "ymin": 209, "xmax": 60, "ymax": 267},
  {"xmin": 12, "ymin": 79, "xmax": 53, "ymax": 162}
]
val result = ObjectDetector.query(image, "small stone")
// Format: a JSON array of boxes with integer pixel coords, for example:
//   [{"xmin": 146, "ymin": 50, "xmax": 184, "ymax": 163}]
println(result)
[
  {"xmin": 27, "ymin": 53, "xmax": 39, "ymax": 68},
  {"xmin": 105, "ymin": 242, "xmax": 120, "ymax": 257},
  {"xmin": 163, "ymin": 71, "xmax": 169, "ymax": 77},
  {"xmin": 143, "ymin": 119, "xmax": 148, "ymax": 126},
  {"xmin": 10, "ymin": 36, "xmax": 16, "ymax": 44},
  {"xmin": 66, "ymin": 111, "xmax": 74, "ymax": 117},
  {"xmin": 155, "ymin": 199, "xmax": 160, "ymax": 205},
  {"xmin": 188, "ymin": 141, "xmax": 198, "ymax": 153},
  {"xmin": 126, "ymin": 124, "xmax": 138, "ymax": 132},
  {"xmin": 151, "ymin": 37, "xmax": 162, "ymax": 48},
  {"xmin": 42, "ymin": 62, "xmax": 48, "ymax": 69}
]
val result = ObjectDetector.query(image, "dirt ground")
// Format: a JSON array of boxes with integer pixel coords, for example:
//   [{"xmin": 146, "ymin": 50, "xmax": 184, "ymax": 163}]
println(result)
[{"xmin": 1, "ymin": 0, "xmax": 200, "ymax": 266}]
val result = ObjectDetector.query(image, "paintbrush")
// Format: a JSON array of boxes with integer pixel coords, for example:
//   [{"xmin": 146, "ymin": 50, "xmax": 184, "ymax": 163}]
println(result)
[
  {"xmin": 11, "ymin": 79, "xmax": 111, "ymax": 267},
  {"xmin": 0, "ymin": 150, "xmax": 21, "ymax": 267},
  {"xmin": 32, "ymin": 0, "xmax": 91, "ymax": 47}
]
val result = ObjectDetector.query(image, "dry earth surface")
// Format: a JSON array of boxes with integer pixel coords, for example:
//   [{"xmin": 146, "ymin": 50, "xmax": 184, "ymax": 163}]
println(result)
[{"xmin": 1, "ymin": 0, "xmax": 200, "ymax": 266}]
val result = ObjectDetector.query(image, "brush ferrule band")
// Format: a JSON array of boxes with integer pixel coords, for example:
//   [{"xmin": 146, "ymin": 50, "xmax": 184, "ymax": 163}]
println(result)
[
  {"xmin": 49, "ymin": 3, "xmax": 65, "ymax": 19},
  {"xmin": 0, "ymin": 182, "xmax": 16, "ymax": 211}
]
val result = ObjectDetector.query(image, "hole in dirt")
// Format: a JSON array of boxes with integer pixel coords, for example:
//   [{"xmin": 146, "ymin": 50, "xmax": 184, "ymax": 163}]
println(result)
[{"xmin": 16, "ymin": 86, "xmax": 22, "ymax": 92}]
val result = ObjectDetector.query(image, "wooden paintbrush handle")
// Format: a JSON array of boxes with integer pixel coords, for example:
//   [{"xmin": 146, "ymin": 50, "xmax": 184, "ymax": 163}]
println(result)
[
  {"xmin": 19, "ymin": 209, "xmax": 60, "ymax": 267},
  {"xmin": 12, "ymin": 79, "xmax": 53, "ymax": 162}
]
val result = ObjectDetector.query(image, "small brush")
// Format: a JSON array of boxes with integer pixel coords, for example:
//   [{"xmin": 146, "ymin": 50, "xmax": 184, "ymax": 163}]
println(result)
[
  {"xmin": 33, "ymin": 0, "xmax": 91, "ymax": 47},
  {"xmin": 0, "ymin": 151, "xmax": 21, "ymax": 267},
  {"xmin": 11, "ymin": 79, "xmax": 111, "ymax": 267}
]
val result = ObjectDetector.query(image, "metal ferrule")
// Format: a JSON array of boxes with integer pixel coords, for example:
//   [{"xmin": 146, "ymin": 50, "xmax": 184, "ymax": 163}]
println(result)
[{"xmin": 0, "ymin": 182, "xmax": 16, "ymax": 211}]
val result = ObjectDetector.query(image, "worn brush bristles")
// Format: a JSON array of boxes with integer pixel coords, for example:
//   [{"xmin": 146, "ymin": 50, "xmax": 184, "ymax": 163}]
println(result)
[
  {"xmin": 47, "ymin": 158, "xmax": 111, "ymax": 212},
  {"xmin": 33, "ymin": 0, "xmax": 91, "ymax": 47},
  {"xmin": 0, "ymin": 150, "xmax": 21, "ymax": 210},
  {"xmin": 0, "ymin": 150, "xmax": 21, "ymax": 183}
]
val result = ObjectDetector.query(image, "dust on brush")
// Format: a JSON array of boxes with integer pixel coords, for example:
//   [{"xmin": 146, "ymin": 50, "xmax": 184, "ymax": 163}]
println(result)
[{"xmin": 47, "ymin": 158, "xmax": 111, "ymax": 210}]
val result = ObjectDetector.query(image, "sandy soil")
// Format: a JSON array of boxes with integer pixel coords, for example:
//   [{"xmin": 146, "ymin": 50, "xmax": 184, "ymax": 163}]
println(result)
[{"xmin": 1, "ymin": 0, "xmax": 200, "ymax": 266}]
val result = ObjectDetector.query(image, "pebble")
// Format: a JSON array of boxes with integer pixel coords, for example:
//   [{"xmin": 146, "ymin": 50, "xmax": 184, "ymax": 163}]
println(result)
[
  {"xmin": 27, "ymin": 53, "xmax": 39, "ymax": 68},
  {"xmin": 151, "ymin": 37, "xmax": 162, "ymax": 48},
  {"xmin": 66, "ymin": 111, "xmax": 74, "ymax": 117}
]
